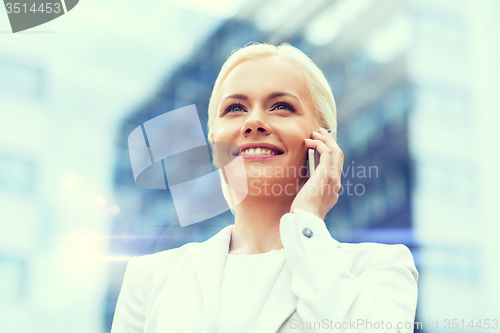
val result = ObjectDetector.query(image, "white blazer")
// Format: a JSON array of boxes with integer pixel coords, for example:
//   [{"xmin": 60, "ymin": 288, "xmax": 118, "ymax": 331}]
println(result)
[{"xmin": 111, "ymin": 209, "xmax": 419, "ymax": 333}]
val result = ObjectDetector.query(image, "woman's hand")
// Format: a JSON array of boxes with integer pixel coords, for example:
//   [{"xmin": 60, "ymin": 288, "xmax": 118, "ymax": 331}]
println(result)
[{"xmin": 290, "ymin": 127, "xmax": 344, "ymax": 220}]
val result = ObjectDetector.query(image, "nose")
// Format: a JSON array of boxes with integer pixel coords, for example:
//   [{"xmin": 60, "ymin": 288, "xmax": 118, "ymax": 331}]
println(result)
[{"xmin": 240, "ymin": 109, "xmax": 272, "ymax": 136}]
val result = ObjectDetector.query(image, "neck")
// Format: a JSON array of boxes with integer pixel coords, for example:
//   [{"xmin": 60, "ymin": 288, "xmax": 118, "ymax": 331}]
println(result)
[{"xmin": 229, "ymin": 194, "xmax": 294, "ymax": 255}]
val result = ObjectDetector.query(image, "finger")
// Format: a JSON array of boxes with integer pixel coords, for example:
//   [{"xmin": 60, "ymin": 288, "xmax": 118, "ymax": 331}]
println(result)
[
  {"xmin": 314, "ymin": 130, "xmax": 344, "ymax": 170},
  {"xmin": 314, "ymin": 127, "xmax": 340, "ymax": 148},
  {"xmin": 319, "ymin": 127, "xmax": 335, "ymax": 140},
  {"xmin": 304, "ymin": 138, "xmax": 333, "ymax": 167},
  {"xmin": 315, "ymin": 128, "xmax": 343, "ymax": 158},
  {"xmin": 304, "ymin": 139, "xmax": 342, "ymax": 201},
  {"xmin": 311, "ymin": 132, "xmax": 343, "ymax": 164},
  {"xmin": 305, "ymin": 138, "xmax": 343, "ymax": 178}
]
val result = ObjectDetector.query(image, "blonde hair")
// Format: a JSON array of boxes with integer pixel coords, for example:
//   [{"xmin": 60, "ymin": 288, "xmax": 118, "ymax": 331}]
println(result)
[{"xmin": 207, "ymin": 42, "xmax": 337, "ymax": 214}]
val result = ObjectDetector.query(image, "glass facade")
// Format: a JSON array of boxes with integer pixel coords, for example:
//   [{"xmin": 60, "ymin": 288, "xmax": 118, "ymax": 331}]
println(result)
[{"xmin": 1, "ymin": 0, "xmax": 495, "ymax": 331}]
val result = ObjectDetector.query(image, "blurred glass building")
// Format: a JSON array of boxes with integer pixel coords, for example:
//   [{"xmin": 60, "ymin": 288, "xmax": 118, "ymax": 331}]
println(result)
[{"xmin": 1, "ymin": 0, "xmax": 497, "ymax": 332}]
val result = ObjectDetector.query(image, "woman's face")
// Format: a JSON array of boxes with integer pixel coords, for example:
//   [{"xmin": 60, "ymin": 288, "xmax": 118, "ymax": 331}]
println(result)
[{"xmin": 212, "ymin": 55, "xmax": 320, "ymax": 196}]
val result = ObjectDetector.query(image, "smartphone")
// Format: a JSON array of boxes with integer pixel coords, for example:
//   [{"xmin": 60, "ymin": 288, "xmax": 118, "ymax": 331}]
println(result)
[
  {"xmin": 307, "ymin": 129, "xmax": 335, "ymax": 178},
  {"xmin": 307, "ymin": 148, "xmax": 321, "ymax": 178}
]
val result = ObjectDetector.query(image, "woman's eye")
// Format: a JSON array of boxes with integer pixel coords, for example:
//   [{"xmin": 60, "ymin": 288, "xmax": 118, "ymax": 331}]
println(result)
[
  {"xmin": 223, "ymin": 103, "xmax": 246, "ymax": 114},
  {"xmin": 272, "ymin": 102, "xmax": 295, "ymax": 112}
]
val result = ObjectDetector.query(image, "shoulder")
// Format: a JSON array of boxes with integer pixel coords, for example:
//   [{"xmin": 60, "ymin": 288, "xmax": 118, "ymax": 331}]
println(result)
[
  {"xmin": 123, "ymin": 242, "xmax": 196, "ymax": 295},
  {"xmin": 127, "ymin": 224, "xmax": 232, "ymax": 283},
  {"xmin": 338, "ymin": 242, "xmax": 418, "ymax": 281}
]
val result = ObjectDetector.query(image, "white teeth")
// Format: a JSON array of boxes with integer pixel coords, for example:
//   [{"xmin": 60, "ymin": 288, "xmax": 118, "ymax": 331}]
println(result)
[{"xmin": 242, "ymin": 148, "xmax": 280, "ymax": 155}]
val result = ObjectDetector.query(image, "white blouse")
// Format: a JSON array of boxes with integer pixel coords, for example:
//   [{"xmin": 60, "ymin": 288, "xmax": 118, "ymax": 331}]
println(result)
[{"xmin": 218, "ymin": 249, "xmax": 287, "ymax": 333}]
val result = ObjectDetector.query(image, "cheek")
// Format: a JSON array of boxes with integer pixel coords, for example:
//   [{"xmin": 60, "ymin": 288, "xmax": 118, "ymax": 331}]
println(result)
[
  {"xmin": 211, "ymin": 123, "xmax": 225, "ymax": 142},
  {"xmin": 291, "ymin": 128, "xmax": 312, "ymax": 144},
  {"xmin": 212, "ymin": 119, "xmax": 240, "ymax": 142},
  {"xmin": 286, "ymin": 133, "xmax": 308, "ymax": 162}
]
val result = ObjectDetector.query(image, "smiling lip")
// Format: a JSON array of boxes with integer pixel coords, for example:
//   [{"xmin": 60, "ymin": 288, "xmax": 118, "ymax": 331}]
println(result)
[
  {"xmin": 236, "ymin": 143, "xmax": 284, "ymax": 157},
  {"xmin": 241, "ymin": 154, "xmax": 280, "ymax": 161}
]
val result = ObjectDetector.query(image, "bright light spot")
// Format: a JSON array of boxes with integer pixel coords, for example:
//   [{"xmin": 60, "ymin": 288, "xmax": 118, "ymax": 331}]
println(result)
[
  {"xmin": 61, "ymin": 234, "xmax": 104, "ymax": 268},
  {"xmin": 110, "ymin": 205, "xmax": 120, "ymax": 215},
  {"xmin": 95, "ymin": 197, "xmax": 106, "ymax": 205},
  {"xmin": 366, "ymin": 13, "xmax": 412, "ymax": 63},
  {"xmin": 65, "ymin": 177, "xmax": 78, "ymax": 189},
  {"xmin": 60, "ymin": 235, "xmax": 132, "ymax": 262}
]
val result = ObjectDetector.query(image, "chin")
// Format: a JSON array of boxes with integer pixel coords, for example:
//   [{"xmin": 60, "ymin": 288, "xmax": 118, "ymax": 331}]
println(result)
[{"xmin": 244, "ymin": 177, "xmax": 303, "ymax": 199}]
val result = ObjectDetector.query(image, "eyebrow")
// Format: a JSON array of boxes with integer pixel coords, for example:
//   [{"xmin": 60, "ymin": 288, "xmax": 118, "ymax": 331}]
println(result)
[{"xmin": 223, "ymin": 91, "xmax": 300, "ymax": 101}]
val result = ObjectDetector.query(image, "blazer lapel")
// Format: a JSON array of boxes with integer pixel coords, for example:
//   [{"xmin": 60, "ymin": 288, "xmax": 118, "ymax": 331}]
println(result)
[
  {"xmin": 190, "ymin": 224, "xmax": 233, "ymax": 333},
  {"xmin": 190, "ymin": 225, "xmax": 298, "ymax": 333}
]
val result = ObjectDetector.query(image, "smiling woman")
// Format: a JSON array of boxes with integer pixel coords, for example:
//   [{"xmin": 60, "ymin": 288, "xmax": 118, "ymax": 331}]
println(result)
[
  {"xmin": 111, "ymin": 43, "xmax": 419, "ymax": 333},
  {"xmin": 213, "ymin": 55, "xmax": 323, "ymax": 215}
]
